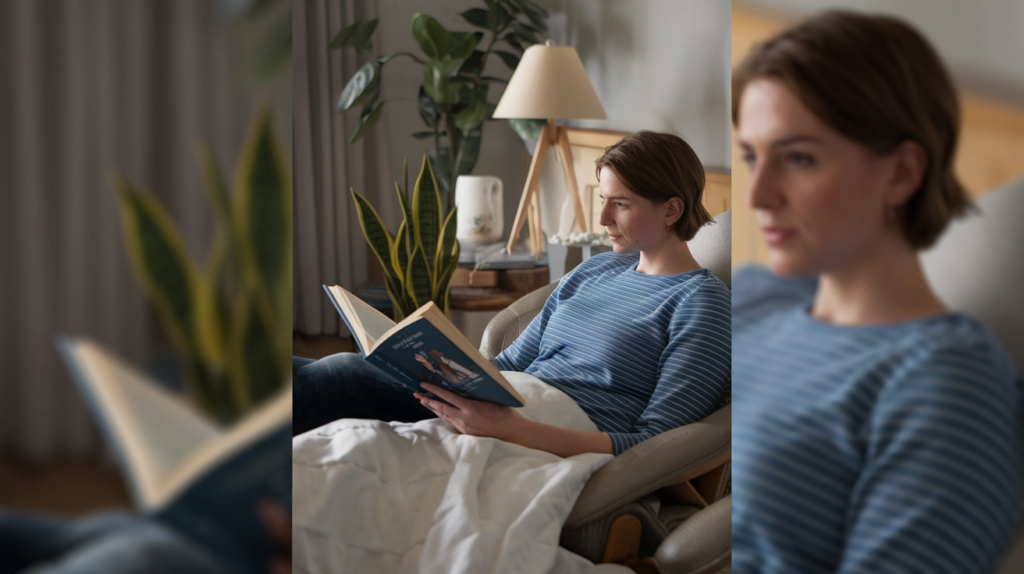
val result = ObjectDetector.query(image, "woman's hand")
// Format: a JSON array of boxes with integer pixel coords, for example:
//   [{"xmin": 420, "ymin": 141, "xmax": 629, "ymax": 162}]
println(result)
[{"xmin": 414, "ymin": 382, "xmax": 524, "ymax": 440}]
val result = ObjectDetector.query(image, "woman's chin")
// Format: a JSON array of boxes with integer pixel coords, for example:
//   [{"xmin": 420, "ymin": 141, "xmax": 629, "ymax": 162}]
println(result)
[{"xmin": 767, "ymin": 250, "xmax": 814, "ymax": 277}]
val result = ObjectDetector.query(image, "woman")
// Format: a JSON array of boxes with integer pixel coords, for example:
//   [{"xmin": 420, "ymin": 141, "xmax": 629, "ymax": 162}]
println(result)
[
  {"xmin": 731, "ymin": 11, "xmax": 1022, "ymax": 574},
  {"xmin": 293, "ymin": 131, "xmax": 731, "ymax": 458}
]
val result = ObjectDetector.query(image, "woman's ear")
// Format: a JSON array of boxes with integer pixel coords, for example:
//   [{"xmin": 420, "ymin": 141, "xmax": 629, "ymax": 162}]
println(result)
[
  {"xmin": 886, "ymin": 140, "xmax": 928, "ymax": 207},
  {"xmin": 664, "ymin": 197, "xmax": 685, "ymax": 226}
]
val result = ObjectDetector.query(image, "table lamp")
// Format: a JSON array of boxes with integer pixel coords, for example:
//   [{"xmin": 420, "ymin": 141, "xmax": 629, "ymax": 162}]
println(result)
[{"xmin": 493, "ymin": 40, "xmax": 607, "ymax": 257}]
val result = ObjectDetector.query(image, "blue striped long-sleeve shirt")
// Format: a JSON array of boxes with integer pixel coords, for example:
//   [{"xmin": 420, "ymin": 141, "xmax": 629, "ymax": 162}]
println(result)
[
  {"xmin": 732, "ymin": 265, "xmax": 1023, "ymax": 574},
  {"xmin": 492, "ymin": 251, "xmax": 731, "ymax": 455}
]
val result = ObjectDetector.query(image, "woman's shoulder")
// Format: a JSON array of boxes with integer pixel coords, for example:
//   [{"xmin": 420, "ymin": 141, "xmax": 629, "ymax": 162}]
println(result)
[
  {"xmin": 732, "ymin": 264, "xmax": 816, "ymax": 321},
  {"xmin": 888, "ymin": 314, "xmax": 1021, "ymax": 396}
]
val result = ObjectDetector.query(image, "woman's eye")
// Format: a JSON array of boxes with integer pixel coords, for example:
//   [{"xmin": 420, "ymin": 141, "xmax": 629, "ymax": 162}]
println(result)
[
  {"xmin": 787, "ymin": 153, "xmax": 814, "ymax": 167},
  {"xmin": 742, "ymin": 153, "xmax": 756, "ymax": 167}
]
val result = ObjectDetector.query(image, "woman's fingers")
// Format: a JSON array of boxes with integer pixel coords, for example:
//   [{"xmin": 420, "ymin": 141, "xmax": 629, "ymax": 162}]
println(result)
[{"xmin": 419, "ymin": 382, "xmax": 469, "ymax": 409}]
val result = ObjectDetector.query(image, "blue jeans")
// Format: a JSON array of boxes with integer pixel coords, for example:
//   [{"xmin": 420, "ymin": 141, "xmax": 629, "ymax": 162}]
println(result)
[
  {"xmin": 292, "ymin": 353, "xmax": 436, "ymax": 436},
  {"xmin": 0, "ymin": 510, "xmax": 223, "ymax": 574}
]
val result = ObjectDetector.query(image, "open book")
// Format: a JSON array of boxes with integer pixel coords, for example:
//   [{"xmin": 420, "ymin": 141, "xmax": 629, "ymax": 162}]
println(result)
[
  {"xmin": 57, "ymin": 338, "xmax": 291, "ymax": 574},
  {"xmin": 323, "ymin": 285, "xmax": 526, "ymax": 407}
]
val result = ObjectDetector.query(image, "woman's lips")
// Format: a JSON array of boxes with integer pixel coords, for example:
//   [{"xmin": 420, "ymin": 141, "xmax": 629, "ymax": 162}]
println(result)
[{"xmin": 761, "ymin": 226, "xmax": 794, "ymax": 245}]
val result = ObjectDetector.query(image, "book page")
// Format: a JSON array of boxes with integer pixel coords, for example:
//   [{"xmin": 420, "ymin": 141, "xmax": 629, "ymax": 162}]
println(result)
[
  {"xmin": 326, "ymin": 286, "xmax": 395, "ymax": 353},
  {"xmin": 61, "ymin": 340, "xmax": 221, "ymax": 509}
]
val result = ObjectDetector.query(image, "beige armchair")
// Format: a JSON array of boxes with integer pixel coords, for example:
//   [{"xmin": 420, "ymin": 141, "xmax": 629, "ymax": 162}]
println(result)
[{"xmin": 479, "ymin": 211, "xmax": 732, "ymax": 573}]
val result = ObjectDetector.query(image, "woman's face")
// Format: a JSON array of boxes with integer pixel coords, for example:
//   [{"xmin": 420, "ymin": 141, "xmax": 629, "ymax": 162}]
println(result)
[
  {"xmin": 737, "ymin": 78, "xmax": 897, "ymax": 276},
  {"xmin": 598, "ymin": 166, "xmax": 676, "ymax": 255}
]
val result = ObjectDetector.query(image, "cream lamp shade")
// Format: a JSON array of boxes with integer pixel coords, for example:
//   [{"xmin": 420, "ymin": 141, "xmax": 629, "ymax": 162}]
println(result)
[{"xmin": 492, "ymin": 42, "xmax": 607, "ymax": 120}]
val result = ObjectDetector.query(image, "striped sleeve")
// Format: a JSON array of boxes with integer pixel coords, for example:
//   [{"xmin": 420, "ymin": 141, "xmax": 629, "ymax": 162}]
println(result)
[
  {"xmin": 491, "ymin": 285, "xmax": 558, "ymax": 372},
  {"xmin": 605, "ymin": 281, "xmax": 732, "ymax": 454},
  {"xmin": 838, "ymin": 344, "xmax": 1023, "ymax": 574}
]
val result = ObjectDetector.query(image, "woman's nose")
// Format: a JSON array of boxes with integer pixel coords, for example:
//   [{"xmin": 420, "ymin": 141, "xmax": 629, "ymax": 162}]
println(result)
[
  {"xmin": 598, "ymin": 202, "xmax": 613, "ymax": 227},
  {"xmin": 747, "ymin": 164, "xmax": 784, "ymax": 211}
]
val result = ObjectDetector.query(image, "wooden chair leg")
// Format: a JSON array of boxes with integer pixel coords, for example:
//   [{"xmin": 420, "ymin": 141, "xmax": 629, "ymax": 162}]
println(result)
[{"xmin": 602, "ymin": 514, "xmax": 642, "ymax": 564}]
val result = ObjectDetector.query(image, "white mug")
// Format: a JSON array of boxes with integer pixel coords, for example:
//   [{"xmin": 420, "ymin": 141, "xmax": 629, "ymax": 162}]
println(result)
[{"xmin": 454, "ymin": 175, "xmax": 503, "ymax": 245}]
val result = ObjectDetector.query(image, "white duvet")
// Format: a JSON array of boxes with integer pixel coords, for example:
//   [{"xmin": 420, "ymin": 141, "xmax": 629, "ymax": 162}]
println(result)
[{"xmin": 292, "ymin": 372, "xmax": 631, "ymax": 574}]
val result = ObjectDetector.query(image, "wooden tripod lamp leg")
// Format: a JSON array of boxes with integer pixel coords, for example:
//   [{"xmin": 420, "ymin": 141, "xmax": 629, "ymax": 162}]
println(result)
[
  {"xmin": 507, "ymin": 123, "xmax": 551, "ymax": 254},
  {"xmin": 555, "ymin": 127, "xmax": 588, "ymax": 233}
]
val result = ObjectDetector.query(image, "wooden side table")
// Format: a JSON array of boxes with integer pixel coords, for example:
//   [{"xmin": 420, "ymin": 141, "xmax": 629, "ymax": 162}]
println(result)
[{"xmin": 448, "ymin": 266, "xmax": 550, "ymax": 312}]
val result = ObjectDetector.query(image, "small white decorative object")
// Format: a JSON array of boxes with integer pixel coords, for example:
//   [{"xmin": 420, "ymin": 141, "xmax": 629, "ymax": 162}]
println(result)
[{"xmin": 455, "ymin": 175, "xmax": 503, "ymax": 246}]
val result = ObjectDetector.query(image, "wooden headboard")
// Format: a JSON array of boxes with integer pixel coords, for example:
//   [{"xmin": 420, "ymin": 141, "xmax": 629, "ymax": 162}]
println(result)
[
  {"xmin": 732, "ymin": 8, "xmax": 1024, "ymax": 266},
  {"xmin": 562, "ymin": 127, "xmax": 731, "ymax": 235}
]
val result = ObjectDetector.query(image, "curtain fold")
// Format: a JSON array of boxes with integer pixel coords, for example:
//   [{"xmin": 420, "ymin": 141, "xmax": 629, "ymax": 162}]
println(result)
[
  {"xmin": 0, "ymin": 0, "xmax": 257, "ymax": 461},
  {"xmin": 293, "ymin": 0, "xmax": 392, "ymax": 336}
]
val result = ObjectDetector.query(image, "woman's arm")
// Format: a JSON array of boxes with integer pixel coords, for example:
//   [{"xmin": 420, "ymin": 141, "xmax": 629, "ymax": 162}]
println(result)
[{"xmin": 415, "ymin": 383, "xmax": 613, "ymax": 457}]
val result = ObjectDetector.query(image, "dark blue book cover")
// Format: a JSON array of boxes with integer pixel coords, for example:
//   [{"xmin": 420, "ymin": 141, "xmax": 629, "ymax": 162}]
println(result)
[
  {"xmin": 323, "ymin": 286, "xmax": 524, "ymax": 407},
  {"xmin": 56, "ymin": 337, "xmax": 291, "ymax": 574}
]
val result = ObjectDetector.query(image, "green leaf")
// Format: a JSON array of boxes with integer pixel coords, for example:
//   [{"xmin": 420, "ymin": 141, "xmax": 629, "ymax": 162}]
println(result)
[
  {"xmin": 391, "ymin": 221, "xmax": 410, "ymax": 280},
  {"xmin": 435, "ymin": 207, "xmax": 459, "ymax": 288},
  {"xmin": 337, "ymin": 61, "xmax": 380, "ymax": 112},
  {"xmin": 226, "ymin": 285, "xmax": 280, "ymax": 410},
  {"xmin": 349, "ymin": 99, "xmax": 385, "ymax": 143},
  {"xmin": 396, "ymin": 179, "xmax": 414, "ymax": 259},
  {"xmin": 459, "ymin": 50, "xmax": 485, "ymax": 77},
  {"xmin": 195, "ymin": 227, "xmax": 230, "ymax": 370},
  {"xmin": 428, "ymin": 150, "xmax": 450, "ymax": 199},
  {"xmin": 411, "ymin": 13, "xmax": 453, "ymax": 60},
  {"xmin": 382, "ymin": 272, "xmax": 410, "ymax": 322},
  {"xmin": 113, "ymin": 177, "xmax": 201, "ymax": 359},
  {"xmin": 234, "ymin": 107, "xmax": 291, "ymax": 332},
  {"xmin": 460, "ymin": 8, "xmax": 490, "ymax": 29},
  {"xmin": 508, "ymin": 118, "xmax": 546, "ymax": 143},
  {"xmin": 423, "ymin": 59, "xmax": 460, "ymax": 104},
  {"xmin": 514, "ymin": 29, "xmax": 539, "ymax": 47},
  {"xmin": 328, "ymin": 19, "xmax": 378, "ymax": 53},
  {"xmin": 453, "ymin": 100, "xmax": 486, "ymax": 132},
  {"xmin": 412, "ymin": 152, "xmax": 442, "ymax": 264},
  {"xmin": 448, "ymin": 32, "xmax": 478, "ymax": 61},
  {"xmin": 519, "ymin": 0, "xmax": 549, "ymax": 28},
  {"xmin": 503, "ymin": 33, "xmax": 524, "ymax": 53},
  {"xmin": 479, "ymin": 75, "xmax": 508, "ymax": 84},
  {"xmin": 515, "ymin": 20, "xmax": 545, "ymax": 35},
  {"xmin": 454, "ymin": 127, "xmax": 482, "ymax": 175},
  {"xmin": 405, "ymin": 245, "xmax": 434, "ymax": 308},
  {"xmin": 411, "ymin": 131, "xmax": 435, "ymax": 140},
  {"xmin": 417, "ymin": 85, "xmax": 444, "ymax": 128},
  {"xmin": 350, "ymin": 189, "xmax": 397, "ymax": 282},
  {"xmin": 493, "ymin": 50, "xmax": 519, "ymax": 70}
]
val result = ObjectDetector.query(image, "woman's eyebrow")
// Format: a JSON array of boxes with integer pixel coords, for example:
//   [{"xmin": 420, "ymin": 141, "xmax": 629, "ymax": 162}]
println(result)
[
  {"xmin": 770, "ymin": 135, "xmax": 821, "ymax": 148},
  {"xmin": 598, "ymin": 194, "xmax": 630, "ymax": 201}
]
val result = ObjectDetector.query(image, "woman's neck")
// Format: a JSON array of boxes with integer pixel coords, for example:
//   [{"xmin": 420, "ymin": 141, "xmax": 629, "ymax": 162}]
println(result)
[
  {"xmin": 811, "ymin": 235, "xmax": 946, "ymax": 326},
  {"xmin": 637, "ymin": 239, "xmax": 702, "ymax": 275}
]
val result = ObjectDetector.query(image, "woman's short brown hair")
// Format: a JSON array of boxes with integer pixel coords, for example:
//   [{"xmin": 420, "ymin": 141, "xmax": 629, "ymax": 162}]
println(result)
[
  {"xmin": 595, "ymin": 131, "xmax": 712, "ymax": 242},
  {"xmin": 732, "ymin": 10, "xmax": 972, "ymax": 249}
]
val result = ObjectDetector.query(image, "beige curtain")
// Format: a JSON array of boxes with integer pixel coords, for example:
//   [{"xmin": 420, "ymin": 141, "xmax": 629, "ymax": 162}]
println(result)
[
  {"xmin": 293, "ymin": 0, "xmax": 393, "ymax": 336},
  {"xmin": 0, "ymin": 0, "xmax": 256, "ymax": 461}
]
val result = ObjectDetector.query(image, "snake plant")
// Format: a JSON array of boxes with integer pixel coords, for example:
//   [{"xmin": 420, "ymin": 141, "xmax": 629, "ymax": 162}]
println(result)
[
  {"xmin": 351, "ymin": 152, "xmax": 459, "ymax": 322},
  {"xmin": 114, "ymin": 107, "xmax": 291, "ymax": 423}
]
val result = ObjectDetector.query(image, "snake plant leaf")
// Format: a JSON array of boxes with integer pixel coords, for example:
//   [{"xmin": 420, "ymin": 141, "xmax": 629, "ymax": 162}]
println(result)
[
  {"xmin": 412, "ymin": 152, "xmax": 442, "ymax": 264},
  {"xmin": 405, "ymin": 244, "xmax": 434, "ymax": 308},
  {"xmin": 197, "ymin": 143, "xmax": 243, "ymax": 283},
  {"xmin": 396, "ymin": 181, "xmax": 414, "ymax": 258},
  {"xmin": 338, "ymin": 61, "xmax": 381, "ymax": 113},
  {"xmin": 328, "ymin": 18, "xmax": 378, "ymax": 53},
  {"xmin": 113, "ymin": 176, "xmax": 201, "ymax": 359},
  {"xmin": 391, "ymin": 221, "xmax": 410, "ymax": 280},
  {"xmin": 382, "ymin": 272, "xmax": 408, "ymax": 322},
  {"xmin": 195, "ymin": 227, "xmax": 230, "ymax": 370},
  {"xmin": 350, "ymin": 99, "xmax": 385, "ymax": 143},
  {"xmin": 234, "ymin": 106, "xmax": 292, "ymax": 330},
  {"xmin": 434, "ymin": 206, "xmax": 459, "ymax": 285},
  {"xmin": 434, "ymin": 246, "xmax": 460, "ymax": 316},
  {"xmin": 226, "ymin": 286, "xmax": 281, "ymax": 410},
  {"xmin": 351, "ymin": 189, "xmax": 397, "ymax": 282}
]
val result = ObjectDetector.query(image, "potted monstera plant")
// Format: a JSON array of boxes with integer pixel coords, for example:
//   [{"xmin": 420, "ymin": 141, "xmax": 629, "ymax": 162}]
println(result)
[{"xmin": 114, "ymin": 107, "xmax": 291, "ymax": 423}]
